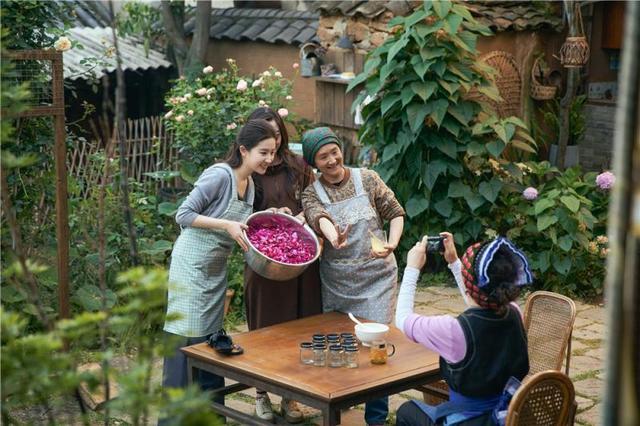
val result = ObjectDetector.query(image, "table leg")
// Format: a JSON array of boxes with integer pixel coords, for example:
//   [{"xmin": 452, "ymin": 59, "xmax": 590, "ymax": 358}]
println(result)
[{"xmin": 322, "ymin": 406, "xmax": 340, "ymax": 426}]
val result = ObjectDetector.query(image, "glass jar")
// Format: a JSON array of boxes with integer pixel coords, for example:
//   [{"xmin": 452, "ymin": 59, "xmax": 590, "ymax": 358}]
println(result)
[
  {"xmin": 326, "ymin": 333, "xmax": 340, "ymax": 341},
  {"xmin": 328, "ymin": 344, "xmax": 344, "ymax": 368},
  {"xmin": 342, "ymin": 338, "xmax": 357, "ymax": 347},
  {"xmin": 313, "ymin": 343, "xmax": 327, "ymax": 366},
  {"xmin": 300, "ymin": 342, "xmax": 314, "ymax": 365},
  {"xmin": 344, "ymin": 346, "xmax": 359, "ymax": 368}
]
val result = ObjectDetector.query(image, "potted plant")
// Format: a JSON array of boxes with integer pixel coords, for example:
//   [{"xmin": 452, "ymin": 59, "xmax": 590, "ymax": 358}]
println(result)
[{"xmin": 543, "ymin": 95, "xmax": 587, "ymax": 168}]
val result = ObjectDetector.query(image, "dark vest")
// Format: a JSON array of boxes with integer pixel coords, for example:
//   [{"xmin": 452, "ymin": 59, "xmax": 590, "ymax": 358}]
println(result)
[{"xmin": 440, "ymin": 305, "xmax": 529, "ymax": 397}]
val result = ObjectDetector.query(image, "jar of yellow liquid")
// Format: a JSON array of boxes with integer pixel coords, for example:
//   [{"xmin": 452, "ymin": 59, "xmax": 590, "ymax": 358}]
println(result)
[{"xmin": 369, "ymin": 230, "xmax": 387, "ymax": 255}]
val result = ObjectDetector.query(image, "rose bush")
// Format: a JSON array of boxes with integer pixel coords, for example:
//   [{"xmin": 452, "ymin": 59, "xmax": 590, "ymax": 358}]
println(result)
[{"xmin": 164, "ymin": 59, "xmax": 297, "ymax": 182}]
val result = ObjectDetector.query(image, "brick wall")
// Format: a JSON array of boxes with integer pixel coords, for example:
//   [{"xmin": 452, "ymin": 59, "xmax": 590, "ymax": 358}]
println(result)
[{"xmin": 580, "ymin": 103, "xmax": 616, "ymax": 171}]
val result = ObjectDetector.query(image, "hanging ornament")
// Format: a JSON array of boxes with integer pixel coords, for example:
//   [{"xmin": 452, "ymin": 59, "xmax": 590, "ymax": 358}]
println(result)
[{"xmin": 560, "ymin": 2, "xmax": 590, "ymax": 67}]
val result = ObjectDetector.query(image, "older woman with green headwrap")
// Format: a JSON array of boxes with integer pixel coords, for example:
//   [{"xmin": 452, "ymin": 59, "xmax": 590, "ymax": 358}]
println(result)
[{"xmin": 300, "ymin": 127, "xmax": 404, "ymax": 426}]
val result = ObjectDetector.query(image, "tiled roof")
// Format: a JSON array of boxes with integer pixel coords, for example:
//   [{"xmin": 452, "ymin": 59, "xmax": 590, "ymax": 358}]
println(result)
[
  {"xmin": 185, "ymin": 8, "xmax": 320, "ymax": 46},
  {"xmin": 69, "ymin": 0, "xmax": 112, "ymax": 28},
  {"xmin": 463, "ymin": 1, "xmax": 564, "ymax": 32},
  {"xmin": 64, "ymin": 27, "xmax": 172, "ymax": 81},
  {"xmin": 308, "ymin": 1, "xmax": 418, "ymax": 18},
  {"xmin": 309, "ymin": 0, "xmax": 562, "ymax": 32}
]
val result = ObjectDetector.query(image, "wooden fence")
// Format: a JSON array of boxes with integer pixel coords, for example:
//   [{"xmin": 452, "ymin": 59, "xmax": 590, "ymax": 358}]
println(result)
[{"xmin": 67, "ymin": 115, "xmax": 180, "ymax": 198}]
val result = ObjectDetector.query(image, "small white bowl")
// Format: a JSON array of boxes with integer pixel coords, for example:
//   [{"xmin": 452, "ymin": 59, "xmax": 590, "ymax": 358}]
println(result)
[{"xmin": 354, "ymin": 322, "xmax": 389, "ymax": 345}]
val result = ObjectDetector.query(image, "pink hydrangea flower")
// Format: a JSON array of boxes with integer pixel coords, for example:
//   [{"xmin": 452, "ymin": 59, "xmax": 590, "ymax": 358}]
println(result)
[
  {"xmin": 523, "ymin": 187, "xmax": 538, "ymax": 200},
  {"xmin": 596, "ymin": 171, "xmax": 615, "ymax": 190},
  {"xmin": 277, "ymin": 108, "xmax": 289, "ymax": 118}
]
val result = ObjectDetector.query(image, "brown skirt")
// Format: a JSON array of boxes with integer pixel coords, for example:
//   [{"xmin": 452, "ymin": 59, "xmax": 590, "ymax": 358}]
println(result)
[{"xmin": 244, "ymin": 260, "xmax": 322, "ymax": 330}]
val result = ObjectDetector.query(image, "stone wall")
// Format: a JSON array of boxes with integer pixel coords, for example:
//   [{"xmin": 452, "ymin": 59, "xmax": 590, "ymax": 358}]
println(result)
[
  {"xmin": 580, "ymin": 103, "xmax": 616, "ymax": 171},
  {"xmin": 317, "ymin": 13, "xmax": 395, "ymax": 53}
]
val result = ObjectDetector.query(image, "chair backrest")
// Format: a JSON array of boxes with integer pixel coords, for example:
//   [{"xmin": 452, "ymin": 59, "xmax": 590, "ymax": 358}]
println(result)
[
  {"xmin": 523, "ymin": 291, "xmax": 576, "ymax": 376},
  {"xmin": 506, "ymin": 370, "xmax": 575, "ymax": 426}
]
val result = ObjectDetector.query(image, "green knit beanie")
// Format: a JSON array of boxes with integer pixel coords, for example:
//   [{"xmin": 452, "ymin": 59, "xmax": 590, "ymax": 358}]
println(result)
[{"xmin": 301, "ymin": 127, "xmax": 342, "ymax": 167}]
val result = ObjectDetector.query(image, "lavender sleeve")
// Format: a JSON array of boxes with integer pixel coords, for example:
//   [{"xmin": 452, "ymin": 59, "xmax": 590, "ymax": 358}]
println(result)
[{"xmin": 403, "ymin": 313, "xmax": 467, "ymax": 364}]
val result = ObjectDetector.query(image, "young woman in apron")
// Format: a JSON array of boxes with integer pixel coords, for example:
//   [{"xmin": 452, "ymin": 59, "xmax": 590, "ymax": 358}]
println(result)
[
  {"xmin": 243, "ymin": 107, "xmax": 322, "ymax": 424},
  {"xmin": 159, "ymin": 119, "xmax": 276, "ymax": 424},
  {"xmin": 301, "ymin": 127, "xmax": 405, "ymax": 426},
  {"xmin": 395, "ymin": 233, "xmax": 531, "ymax": 425}
]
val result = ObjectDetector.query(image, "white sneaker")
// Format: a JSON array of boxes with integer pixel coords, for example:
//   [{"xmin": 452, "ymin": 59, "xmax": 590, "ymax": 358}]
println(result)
[
  {"xmin": 281, "ymin": 398, "xmax": 303, "ymax": 424},
  {"xmin": 255, "ymin": 393, "xmax": 274, "ymax": 423}
]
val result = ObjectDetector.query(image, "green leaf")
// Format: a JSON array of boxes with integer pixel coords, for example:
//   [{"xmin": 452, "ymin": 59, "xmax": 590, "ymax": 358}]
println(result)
[
  {"xmin": 448, "ymin": 102, "xmax": 474, "ymax": 125},
  {"xmin": 411, "ymin": 81, "xmax": 437, "ymax": 101},
  {"xmin": 405, "ymin": 9, "xmax": 427, "ymax": 27},
  {"xmin": 486, "ymin": 139, "xmax": 505, "ymax": 157},
  {"xmin": 478, "ymin": 178, "xmax": 502, "ymax": 203},
  {"xmin": 534, "ymin": 198, "xmax": 555, "ymax": 215},
  {"xmin": 445, "ymin": 13, "xmax": 463, "ymax": 34},
  {"xmin": 428, "ymin": 99, "xmax": 449, "ymax": 127},
  {"xmin": 158, "ymin": 202, "xmax": 178, "ymax": 216},
  {"xmin": 419, "ymin": 47, "xmax": 446, "ymax": 61},
  {"xmin": 436, "ymin": 136, "xmax": 458, "ymax": 159},
  {"xmin": 416, "ymin": 22, "xmax": 443, "ymax": 38},
  {"xmin": 401, "ymin": 85, "xmax": 416, "ymax": 107},
  {"xmin": 495, "ymin": 125, "xmax": 508, "ymax": 143},
  {"xmin": 380, "ymin": 60, "xmax": 398, "ymax": 82},
  {"xmin": 432, "ymin": 0, "xmax": 452, "ymax": 18},
  {"xmin": 558, "ymin": 235, "xmax": 573, "ymax": 252},
  {"xmin": 406, "ymin": 197, "xmax": 429, "ymax": 218},
  {"xmin": 422, "ymin": 160, "xmax": 447, "ymax": 190},
  {"xmin": 381, "ymin": 94, "xmax": 401, "ymax": 116},
  {"xmin": 382, "ymin": 143, "xmax": 402, "ymax": 162},
  {"xmin": 560, "ymin": 195, "xmax": 580, "ymax": 213},
  {"xmin": 537, "ymin": 215, "xmax": 558, "ymax": 232},
  {"xmin": 438, "ymin": 79, "xmax": 460, "ymax": 95},
  {"xmin": 448, "ymin": 181, "xmax": 471, "ymax": 198},
  {"xmin": 552, "ymin": 256, "xmax": 572, "ymax": 275},
  {"xmin": 406, "ymin": 103, "xmax": 429, "ymax": 132},
  {"xmin": 141, "ymin": 239, "xmax": 174, "ymax": 256},
  {"xmin": 388, "ymin": 35, "xmax": 410, "ymax": 63},
  {"xmin": 478, "ymin": 85, "xmax": 502, "ymax": 102},
  {"xmin": 538, "ymin": 251, "xmax": 551, "ymax": 273},
  {"xmin": 464, "ymin": 193, "xmax": 485, "ymax": 211},
  {"xmin": 467, "ymin": 141, "xmax": 485, "ymax": 156},
  {"xmin": 510, "ymin": 140, "xmax": 537, "ymax": 154},
  {"xmin": 504, "ymin": 123, "xmax": 516, "ymax": 141},
  {"xmin": 434, "ymin": 198, "xmax": 453, "ymax": 217}
]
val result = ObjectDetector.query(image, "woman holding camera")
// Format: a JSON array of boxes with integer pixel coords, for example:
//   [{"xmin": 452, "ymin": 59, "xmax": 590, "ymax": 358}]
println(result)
[
  {"xmin": 301, "ymin": 127, "xmax": 404, "ymax": 426},
  {"xmin": 395, "ymin": 233, "xmax": 531, "ymax": 425}
]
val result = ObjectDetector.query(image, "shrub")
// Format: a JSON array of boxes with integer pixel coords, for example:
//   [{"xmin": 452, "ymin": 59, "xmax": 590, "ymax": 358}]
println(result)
[
  {"xmin": 350, "ymin": 1, "xmax": 536, "ymax": 250},
  {"xmin": 164, "ymin": 59, "xmax": 296, "ymax": 183}
]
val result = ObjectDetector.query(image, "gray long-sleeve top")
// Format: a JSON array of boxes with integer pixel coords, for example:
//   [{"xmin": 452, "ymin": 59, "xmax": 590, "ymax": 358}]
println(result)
[{"xmin": 175, "ymin": 164, "xmax": 234, "ymax": 227}]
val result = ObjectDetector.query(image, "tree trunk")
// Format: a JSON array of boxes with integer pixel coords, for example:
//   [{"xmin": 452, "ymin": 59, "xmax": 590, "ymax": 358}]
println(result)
[
  {"xmin": 184, "ymin": 0, "xmax": 212, "ymax": 76},
  {"xmin": 161, "ymin": 0, "xmax": 188, "ymax": 75}
]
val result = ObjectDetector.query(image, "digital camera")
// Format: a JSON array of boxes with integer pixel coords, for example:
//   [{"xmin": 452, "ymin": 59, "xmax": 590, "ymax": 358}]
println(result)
[{"xmin": 425, "ymin": 235, "xmax": 445, "ymax": 252}]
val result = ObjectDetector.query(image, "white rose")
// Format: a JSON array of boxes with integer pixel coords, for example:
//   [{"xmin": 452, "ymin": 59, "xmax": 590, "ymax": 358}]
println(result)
[
  {"xmin": 274, "ymin": 71, "xmax": 282, "ymax": 77},
  {"xmin": 252, "ymin": 78, "xmax": 263, "ymax": 88},
  {"xmin": 202, "ymin": 65, "xmax": 214, "ymax": 74},
  {"xmin": 195, "ymin": 88, "xmax": 208, "ymax": 96},
  {"xmin": 236, "ymin": 79, "xmax": 248, "ymax": 91},
  {"xmin": 226, "ymin": 122, "xmax": 238, "ymax": 130},
  {"xmin": 187, "ymin": 110, "xmax": 194, "ymax": 116},
  {"xmin": 258, "ymin": 100, "xmax": 266, "ymax": 106},
  {"xmin": 164, "ymin": 110, "xmax": 174, "ymax": 119},
  {"xmin": 286, "ymin": 95, "xmax": 293, "ymax": 100},
  {"xmin": 184, "ymin": 93, "xmax": 192, "ymax": 100},
  {"xmin": 175, "ymin": 115, "xmax": 185, "ymax": 122},
  {"xmin": 54, "ymin": 36, "xmax": 72, "ymax": 52},
  {"xmin": 277, "ymin": 108, "xmax": 289, "ymax": 118},
  {"xmin": 262, "ymin": 70, "xmax": 271, "ymax": 77}
]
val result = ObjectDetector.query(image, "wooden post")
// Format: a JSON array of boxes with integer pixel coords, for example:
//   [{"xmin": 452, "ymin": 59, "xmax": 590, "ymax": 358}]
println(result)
[{"xmin": 52, "ymin": 51, "xmax": 70, "ymax": 320}]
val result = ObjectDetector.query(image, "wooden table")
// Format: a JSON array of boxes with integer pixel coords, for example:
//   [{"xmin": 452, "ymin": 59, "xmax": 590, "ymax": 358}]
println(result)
[{"xmin": 182, "ymin": 312, "xmax": 440, "ymax": 425}]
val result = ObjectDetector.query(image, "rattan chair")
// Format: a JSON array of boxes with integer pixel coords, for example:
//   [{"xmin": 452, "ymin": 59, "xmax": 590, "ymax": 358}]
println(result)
[
  {"xmin": 523, "ymin": 291, "xmax": 577, "ymax": 377},
  {"xmin": 506, "ymin": 370, "xmax": 576, "ymax": 426}
]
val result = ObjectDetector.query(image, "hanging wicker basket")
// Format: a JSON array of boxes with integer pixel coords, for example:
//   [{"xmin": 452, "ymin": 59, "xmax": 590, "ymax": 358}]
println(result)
[
  {"xmin": 559, "ymin": 36, "xmax": 590, "ymax": 68},
  {"xmin": 559, "ymin": 5, "xmax": 590, "ymax": 68},
  {"xmin": 530, "ymin": 58, "xmax": 557, "ymax": 100}
]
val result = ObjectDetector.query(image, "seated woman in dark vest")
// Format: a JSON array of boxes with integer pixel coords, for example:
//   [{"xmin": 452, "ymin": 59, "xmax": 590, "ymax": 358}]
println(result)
[{"xmin": 395, "ymin": 232, "xmax": 532, "ymax": 426}]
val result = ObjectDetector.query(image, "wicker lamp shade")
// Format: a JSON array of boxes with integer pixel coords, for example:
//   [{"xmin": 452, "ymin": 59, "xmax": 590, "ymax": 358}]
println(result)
[{"xmin": 559, "ymin": 36, "xmax": 590, "ymax": 68}]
